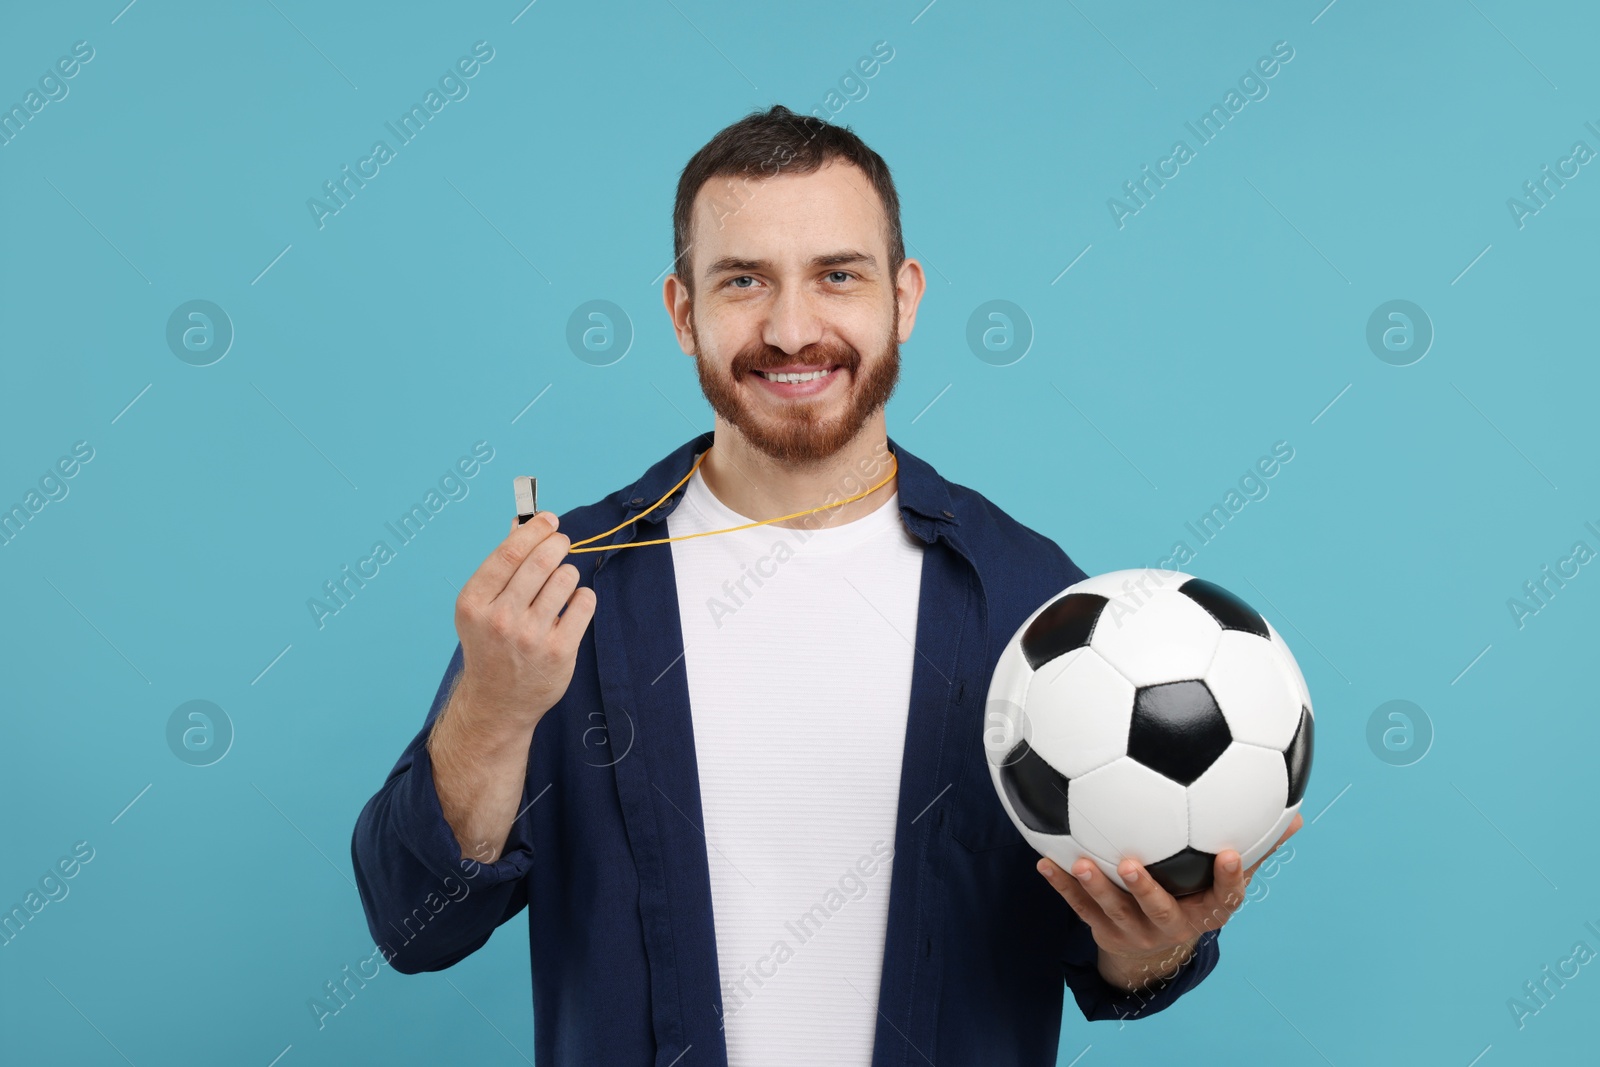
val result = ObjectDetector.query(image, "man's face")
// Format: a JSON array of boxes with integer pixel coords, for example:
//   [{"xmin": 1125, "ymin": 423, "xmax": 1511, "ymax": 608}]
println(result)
[{"xmin": 665, "ymin": 160, "xmax": 923, "ymax": 466}]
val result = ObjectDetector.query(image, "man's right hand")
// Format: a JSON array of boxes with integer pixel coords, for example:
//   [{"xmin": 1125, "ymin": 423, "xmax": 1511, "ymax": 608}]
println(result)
[
  {"xmin": 427, "ymin": 510, "xmax": 597, "ymax": 864},
  {"xmin": 450, "ymin": 510, "xmax": 595, "ymax": 731}
]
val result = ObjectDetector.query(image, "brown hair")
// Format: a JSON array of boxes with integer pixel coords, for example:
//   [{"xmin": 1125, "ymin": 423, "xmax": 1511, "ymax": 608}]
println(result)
[{"xmin": 671, "ymin": 104, "xmax": 904, "ymax": 293}]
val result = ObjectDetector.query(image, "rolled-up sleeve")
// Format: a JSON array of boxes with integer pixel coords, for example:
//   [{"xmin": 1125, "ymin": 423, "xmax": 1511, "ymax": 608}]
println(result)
[
  {"xmin": 350, "ymin": 642, "xmax": 536, "ymax": 974},
  {"xmin": 1062, "ymin": 920, "xmax": 1221, "ymax": 1023}
]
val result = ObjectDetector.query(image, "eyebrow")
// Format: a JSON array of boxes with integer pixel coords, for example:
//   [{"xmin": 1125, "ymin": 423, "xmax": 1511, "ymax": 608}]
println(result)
[{"xmin": 702, "ymin": 250, "xmax": 878, "ymax": 278}]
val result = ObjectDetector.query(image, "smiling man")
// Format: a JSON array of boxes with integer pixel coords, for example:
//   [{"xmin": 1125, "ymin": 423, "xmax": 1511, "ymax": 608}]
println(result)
[{"xmin": 352, "ymin": 104, "xmax": 1297, "ymax": 1066}]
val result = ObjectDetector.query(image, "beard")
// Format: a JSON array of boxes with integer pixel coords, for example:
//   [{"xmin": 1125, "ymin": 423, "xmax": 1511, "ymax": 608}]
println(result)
[{"xmin": 689, "ymin": 300, "xmax": 902, "ymax": 466}]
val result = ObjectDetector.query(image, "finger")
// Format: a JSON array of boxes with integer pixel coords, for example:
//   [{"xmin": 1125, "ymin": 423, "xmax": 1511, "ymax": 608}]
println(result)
[
  {"xmin": 1067, "ymin": 856, "xmax": 1152, "ymax": 933},
  {"xmin": 463, "ymin": 511, "xmax": 562, "ymax": 605},
  {"xmin": 1196, "ymin": 850, "xmax": 1249, "ymax": 921},
  {"xmin": 499, "ymin": 528, "xmax": 571, "ymax": 611},
  {"xmin": 529, "ymin": 560, "xmax": 581, "ymax": 629},
  {"xmin": 555, "ymin": 583, "xmax": 597, "ymax": 639},
  {"xmin": 1036, "ymin": 858, "xmax": 1112, "ymax": 928},
  {"xmin": 1184, "ymin": 813, "xmax": 1306, "ymax": 923},
  {"xmin": 1115, "ymin": 858, "xmax": 1185, "ymax": 936}
]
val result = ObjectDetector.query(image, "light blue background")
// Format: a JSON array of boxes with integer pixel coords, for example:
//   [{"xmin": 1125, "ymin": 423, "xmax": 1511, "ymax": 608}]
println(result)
[{"xmin": 3, "ymin": 0, "xmax": 1596, "ymax": 1063}]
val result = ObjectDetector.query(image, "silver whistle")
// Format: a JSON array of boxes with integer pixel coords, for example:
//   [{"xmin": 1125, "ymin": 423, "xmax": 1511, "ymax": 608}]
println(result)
[{"xmin": 513, "ymin": 476, "xmax": 538, "ymax": 524}]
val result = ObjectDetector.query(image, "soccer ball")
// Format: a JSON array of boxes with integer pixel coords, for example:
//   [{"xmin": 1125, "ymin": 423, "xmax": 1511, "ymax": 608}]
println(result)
[{"xmin": 985, "ymin": 569, "xmax": 1313, "ymax": 897}]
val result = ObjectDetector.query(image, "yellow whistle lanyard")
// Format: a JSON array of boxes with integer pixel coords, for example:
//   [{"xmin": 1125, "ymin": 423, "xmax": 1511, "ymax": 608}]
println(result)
[{"xmin": 566, "ymin": 445, "xmax": 900, "ymax": 554}]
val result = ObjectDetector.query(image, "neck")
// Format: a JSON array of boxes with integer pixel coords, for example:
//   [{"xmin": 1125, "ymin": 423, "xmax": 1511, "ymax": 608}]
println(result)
[{"xmin": 699, "ymin": 415, "xmax": 896, "ymax": 530}]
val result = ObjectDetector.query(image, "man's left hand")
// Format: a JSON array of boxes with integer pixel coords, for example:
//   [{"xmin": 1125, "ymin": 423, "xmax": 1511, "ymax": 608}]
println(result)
[{"xmin": 1036, "ymin": 812, "xmax": 1303, "ymax": 992}]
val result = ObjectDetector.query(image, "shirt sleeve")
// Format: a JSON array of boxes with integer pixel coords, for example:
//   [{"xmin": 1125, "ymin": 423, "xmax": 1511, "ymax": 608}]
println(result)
[
  {"xmin": 1062, "ymin": 921, "xmax": 1222, "ymax": 1023},
  {"xmin": 349, "ymin": 642, "xmax": 537, "ymax": 974}
]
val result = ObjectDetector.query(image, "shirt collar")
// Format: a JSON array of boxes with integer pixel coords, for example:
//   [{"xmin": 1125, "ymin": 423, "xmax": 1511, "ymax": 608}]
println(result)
[{"xmin": 603, "ymin": 431, "xmax": 959, "ymax": 553}]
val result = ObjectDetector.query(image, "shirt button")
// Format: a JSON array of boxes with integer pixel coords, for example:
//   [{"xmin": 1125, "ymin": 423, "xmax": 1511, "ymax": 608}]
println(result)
[
  {"xmin": 630, "ymin": 497, "xmax": 645, "ymax": 506},
  {"xmin": 941, "ymin": 509, "xmax": 954, "ymax": 518}
]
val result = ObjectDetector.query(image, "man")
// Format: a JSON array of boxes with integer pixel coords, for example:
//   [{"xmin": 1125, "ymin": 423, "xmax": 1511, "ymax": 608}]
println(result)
[{"xmin": 351, "ymin": 104, "xmax": 1300, "ymax": 1066}]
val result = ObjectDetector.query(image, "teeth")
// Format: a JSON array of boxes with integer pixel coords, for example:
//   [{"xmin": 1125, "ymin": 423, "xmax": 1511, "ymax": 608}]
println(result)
[{"xmin": 759, "ymin": 368, "xmax": 830, "ymax": 383}]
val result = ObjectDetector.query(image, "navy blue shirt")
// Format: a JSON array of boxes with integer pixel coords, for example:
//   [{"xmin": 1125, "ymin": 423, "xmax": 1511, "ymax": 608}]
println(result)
[{"xmin": 351, "ymin": 431, "xmax": 1220, "ymax": 1066}]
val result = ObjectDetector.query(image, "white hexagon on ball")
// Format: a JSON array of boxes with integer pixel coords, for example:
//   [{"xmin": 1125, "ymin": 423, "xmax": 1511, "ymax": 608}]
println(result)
[
  {"xmin": 987, "ymin": 629, "xmax": 1038, "ymax": 709},
  {"xmin": 1090, "ymin": 590, "xmax": 1222, "ymax": 688},
  {"xmin": 1025, "ymin": 647, "xmax": 1134, "ymax": 778},
  {"xmin": 1266, "ymin": 618, "xmax": 1313, "ymax": 713},
  {"xmin": 1186, "ymin": 742, "xmax": 1288, "ymax": 856},
  {"xmin": 1240, "ymin": 804, "xmax": 1300, "ymax": 871},
  {"xmin": 1204, "ymin": 630, "xmax": 1303, "ymax": 750},
  {"xmin": 1067, "ymin": 756, "xmax": 1188, "ymax": 884}
]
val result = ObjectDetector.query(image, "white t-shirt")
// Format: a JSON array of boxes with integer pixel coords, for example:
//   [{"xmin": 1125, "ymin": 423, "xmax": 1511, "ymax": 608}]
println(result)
[{"xmin": 667, "ymin": 456, "xmax": 925, "ymax": 1065}]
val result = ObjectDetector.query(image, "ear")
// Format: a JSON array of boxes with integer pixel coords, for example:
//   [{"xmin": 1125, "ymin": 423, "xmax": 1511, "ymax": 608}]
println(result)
[
  {"xmin": 663, "ymin": 274, "xmax": 697, "ymax": 356},
  {"xmin": 893, "ymin": 258, "xmax": 927, "ymax": 343}
]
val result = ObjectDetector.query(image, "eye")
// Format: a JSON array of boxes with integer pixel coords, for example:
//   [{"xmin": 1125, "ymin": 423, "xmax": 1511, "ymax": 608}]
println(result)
[
  {"xmin": 826, "ymin": 271, "xmax": 853, "ymax": 284},
  {"xmin": 728, "ymin": 275, "xmax": 757, "ymax": 289}
]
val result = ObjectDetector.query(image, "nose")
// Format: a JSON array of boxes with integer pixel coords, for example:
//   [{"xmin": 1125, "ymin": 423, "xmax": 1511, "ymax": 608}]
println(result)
[{"xmin": 761, "ymin": 284, "xmax": 825, "ymax": 356}]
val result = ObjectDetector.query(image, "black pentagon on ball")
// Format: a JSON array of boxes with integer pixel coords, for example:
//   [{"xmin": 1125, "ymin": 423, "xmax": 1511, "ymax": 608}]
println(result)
[
  {"xmin": 1178, "ymin": 577, "xmax": 1270, "ymax": 639},
  {"xmin": 998, "ymin": 739, "xmax": 1072, "ymax": 835},
  {"xmin": 1127, "ymin": 680, "xmax": 1233, "ymax": 786},
  {"xmin": 1285, "ymin": 706, "xmax": 1314, "ymax": 805},
  {"xmin": 1020, "ymin": 593, "xmax": 1108, "ymax": 670},
  {"xmin": 1146, "ymin": 846, "xmax": 1217, "ymax": 896}
]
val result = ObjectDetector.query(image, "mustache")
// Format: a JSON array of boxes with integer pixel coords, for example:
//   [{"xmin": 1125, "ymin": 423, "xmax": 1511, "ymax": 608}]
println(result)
[{"xmin": 733, "ymin": 337, "xmax": 861, "ymax": 377}]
